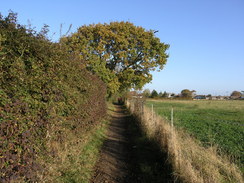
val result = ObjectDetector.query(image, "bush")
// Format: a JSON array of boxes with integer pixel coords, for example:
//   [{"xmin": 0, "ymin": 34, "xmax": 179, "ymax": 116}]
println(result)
[{"xmin": 0, "ymin": 12, "xmax": 106, "ymax": 182}]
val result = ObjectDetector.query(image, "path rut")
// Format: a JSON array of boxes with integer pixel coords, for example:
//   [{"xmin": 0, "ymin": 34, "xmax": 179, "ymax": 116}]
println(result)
[{"xmin": 91, "ymin": 104, "xmax": 174, "ymax": 183}]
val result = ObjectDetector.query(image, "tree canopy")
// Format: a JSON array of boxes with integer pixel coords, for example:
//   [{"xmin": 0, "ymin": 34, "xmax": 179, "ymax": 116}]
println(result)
[
  {"xmin": 230, "ymin": 91, "xmax": 241, "ymax": 97},
  {"xmin": 151, "ymin": 89, "xmax": 159, "ymax": 98},
  {"xmin": 161, "ymin": 91, "xmax": 168, "ymax": 98},
  {"xmin": 62, "ymin": 21, "xmax": 169, "ymax": 95},
  {"xmin": 181, "ymin": 89, "xmax": 195, "ymax": 98}
]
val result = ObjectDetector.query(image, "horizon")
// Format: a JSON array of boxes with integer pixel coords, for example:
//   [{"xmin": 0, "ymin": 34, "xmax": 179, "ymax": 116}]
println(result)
[
  {"xmin": 1, "ymin": 0, "xmax": 244, "ymax": 95},
  {"xmin": 137, "ymin": 89, "xmax": 243, "ymax": 97}
]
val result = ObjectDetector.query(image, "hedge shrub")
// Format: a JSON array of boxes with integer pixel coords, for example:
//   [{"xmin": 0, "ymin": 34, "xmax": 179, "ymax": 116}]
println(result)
[{"xmin": 0, "ymin": 12, "xmax": 106, "ymax": 182}]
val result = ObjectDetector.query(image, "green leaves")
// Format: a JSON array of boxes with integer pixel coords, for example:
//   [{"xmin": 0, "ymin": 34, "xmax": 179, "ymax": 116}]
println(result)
[
  {"xmin": 0, "ymin": 12, "xmax": 107, "ymax": 181},
  {"xmin": 62, "ymin": 21, "xmax": 169, "ymax": 95}
]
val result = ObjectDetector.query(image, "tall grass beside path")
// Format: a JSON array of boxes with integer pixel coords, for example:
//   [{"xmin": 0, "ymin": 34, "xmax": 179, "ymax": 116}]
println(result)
[
  {"xmin": 146, "ymin": 100, "xmax": 244, "ymax": 171},
  {"xmin": 126, "ymin": 99, "xmax": 244, "ymax": 183}
]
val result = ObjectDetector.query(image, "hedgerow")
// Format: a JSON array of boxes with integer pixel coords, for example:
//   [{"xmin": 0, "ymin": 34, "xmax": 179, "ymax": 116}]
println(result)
[{"xmin": 0, "ymin": 12, "xmax": 106, "ymax": 182}]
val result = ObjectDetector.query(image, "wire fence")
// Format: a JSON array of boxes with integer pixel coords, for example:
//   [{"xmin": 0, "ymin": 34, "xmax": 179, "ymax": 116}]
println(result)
[
  {"xmin": 126, "ymin": 98, "xmax": 175, "ymax": 128},
  {"xmin": 125, "ymin": 97, "xmax": 244, "ymax": 183}
]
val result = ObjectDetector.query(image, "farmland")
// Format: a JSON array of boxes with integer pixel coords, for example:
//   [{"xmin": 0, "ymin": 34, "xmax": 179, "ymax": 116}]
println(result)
[{"xmin": 146, "ymin": 100, "xmax": 244, "ymax": 170}]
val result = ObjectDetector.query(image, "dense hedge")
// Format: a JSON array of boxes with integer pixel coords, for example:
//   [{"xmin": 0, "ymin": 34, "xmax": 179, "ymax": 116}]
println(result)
[{"xmin": 0, "ymin": 12, "xmax": 106, "ymax": 182}]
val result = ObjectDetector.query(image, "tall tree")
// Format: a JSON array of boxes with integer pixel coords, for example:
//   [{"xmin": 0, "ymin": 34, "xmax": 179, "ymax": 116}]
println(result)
[
  {"xmin": 230, "ymin": 91, "xmax": 241, "ymax": 98},
  {"xmin": 151, "ymin": 89, "xmax": 158, "ymax": 98},
  {"xmin": 161, "ymin": 91, "xmax": 168, "ymax": 98},
  {"xmin": 181, "ymin": 89, "xmax": 195, "ymax": 98},
  {"xmin": 62, "ymin": 22, "xmax": 169, "ymax": 95}
]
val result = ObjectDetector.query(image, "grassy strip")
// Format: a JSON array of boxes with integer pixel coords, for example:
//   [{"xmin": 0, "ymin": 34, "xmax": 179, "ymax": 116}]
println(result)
[
  {"xmin": 146, "ymin": 100, "xmax": 244, "ymax": 170},
  {"xmin": 41, "ymin": 104, "xmax": 114, "ymax": 182},
  {"xmin": 127, "ymin": 99, "xmax": 244, "ymax": 183},
  {"xmin": 55, "ymin": 121, "xmax": 108, "ymax": 183},
  {"xmin": 42, "ymin": 118, "xmax": 109, "ymax": 183},
  {"xmin": 127, "ymin": 114, "xmax": 174, "ymax": 182}
]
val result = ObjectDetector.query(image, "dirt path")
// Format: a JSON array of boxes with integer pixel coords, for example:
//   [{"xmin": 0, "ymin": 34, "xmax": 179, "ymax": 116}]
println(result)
[
  {"xmin": 91, "ymin": 105, "xmax": 130, "ymax": 183},
  {"xmin": 91, "ymin": 104, "xmax": 174, "ymax": 183}
]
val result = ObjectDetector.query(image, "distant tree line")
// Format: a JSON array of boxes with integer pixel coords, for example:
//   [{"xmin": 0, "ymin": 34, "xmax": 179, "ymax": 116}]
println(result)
[
  {"xmin": 142, "ymin": 89, "xmax": 244, "ymax": 100},
  {"xmin": 142, "ymin": 89, "xmax": 195, "ymax": 99}
]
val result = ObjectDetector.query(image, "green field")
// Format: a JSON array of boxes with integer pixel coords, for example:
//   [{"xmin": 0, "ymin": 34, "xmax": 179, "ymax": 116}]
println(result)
[{"xmin": 146, "ymin": 100, "xmax": 244, "ymax": 169}]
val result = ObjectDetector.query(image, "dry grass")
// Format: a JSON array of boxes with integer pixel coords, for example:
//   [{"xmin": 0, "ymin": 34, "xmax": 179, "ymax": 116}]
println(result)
[
  {"xmin": 35, "ymin": 103, "xmax": 114, "ymax": 182},
  {"xmin": 37, "ymin": 118, "xmax": 108, "ymax": 183},
  {"xmin": 127, "ymin": 99, "xmax": 244, "ymax": 183}
]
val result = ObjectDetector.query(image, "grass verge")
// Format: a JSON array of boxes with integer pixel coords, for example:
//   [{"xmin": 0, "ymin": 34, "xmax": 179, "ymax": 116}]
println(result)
[
  {"xmin": 42, "ymin": 120, "xmax": 108, "ymax": 183},
  {"xmin": 127, "ymin": 114, "xmax": 174, "ymax": 182},
  {"xmin": 42, "ymin": 105, "xmax": 114, "ymax": 182},
  {"xmin": 127, "ymin": 99, "xmax": 244, "ymax": 183},
  {"xmin": 56, "ymin": 121, "xmax": 107, "ymax": 183},
  {"xmin": 146, "ymin": 99, "xmax": 244, "ymax": 169}
]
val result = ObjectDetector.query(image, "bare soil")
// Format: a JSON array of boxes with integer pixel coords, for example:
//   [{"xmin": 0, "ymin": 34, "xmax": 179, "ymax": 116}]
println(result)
[{"xmin": 90, "ymin": 104, "xmax": 174, "ymax": 183}]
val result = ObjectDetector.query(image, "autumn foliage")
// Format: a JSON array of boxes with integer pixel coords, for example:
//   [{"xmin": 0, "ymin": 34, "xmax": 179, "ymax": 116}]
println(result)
[
  {"xmin": 0, "ymin": 11, "xmax": 171, "ymax": 181},
  {"xmin": 62, "ymin": 22, "xmax": 169, "ymax": 95},
  {"xmin": 0, "ymin": 12, "xmax": 106, "ymax": 182}
]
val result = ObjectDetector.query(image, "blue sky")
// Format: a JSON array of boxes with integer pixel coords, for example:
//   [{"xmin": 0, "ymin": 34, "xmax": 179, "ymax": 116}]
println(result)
[{"xmin": 1, "ymin": 0, "xmax": 244, "ymax": 95}]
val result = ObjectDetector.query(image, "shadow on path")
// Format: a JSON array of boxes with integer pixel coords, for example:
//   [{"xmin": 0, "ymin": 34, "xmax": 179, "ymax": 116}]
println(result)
[{"xmin": 91, "ymin": 104, "xmax": 175, "ymax": 183}]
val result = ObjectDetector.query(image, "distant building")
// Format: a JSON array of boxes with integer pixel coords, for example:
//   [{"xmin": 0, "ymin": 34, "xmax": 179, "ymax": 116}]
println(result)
[
  {"xmin": 230, "ymin": 95, "xmax": 241, "ymax": 100},
  {"xmin": 193, "ymin": 95, "xmax": 206, "ymax": 100},
  {"xmin": 128, "ymin": 91, "xmax": 143, "ymax": 98},
  {"xmin": 217, "ymin": 96, "xmax": 224, "ymax": 100},
  {"xmin": 211, "ymin": 96, "xmax": 225, "ymax": 100},
  {"xmin": 224, "ymin": 96, "xmax": 230, "ymax": 100},
  {"xmin": 165, "ymin": 93, "xmax": 174, "ymax": 98}
]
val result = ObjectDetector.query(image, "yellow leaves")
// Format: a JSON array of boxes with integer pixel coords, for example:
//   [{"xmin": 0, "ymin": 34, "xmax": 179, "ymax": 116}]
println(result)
[{"xmin": 64, "ymin": 21, "xmax": 169, "ymax": 93}]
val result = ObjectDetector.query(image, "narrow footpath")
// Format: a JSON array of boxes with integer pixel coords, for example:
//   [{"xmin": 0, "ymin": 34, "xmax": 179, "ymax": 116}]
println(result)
[{"xmin": 91, "ymin": 104, "xmax": 174, "ymax": 183}]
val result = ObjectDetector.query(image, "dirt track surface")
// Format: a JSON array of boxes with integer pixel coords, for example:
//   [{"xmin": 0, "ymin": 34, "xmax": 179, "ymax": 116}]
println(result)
[
  {"xmin": 91, "ymin": 105, "xmax": 130, "ymax": 183},
  {"xmin": 91, "ymin": 104, "xmax": 174, "ymax": 183}
]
